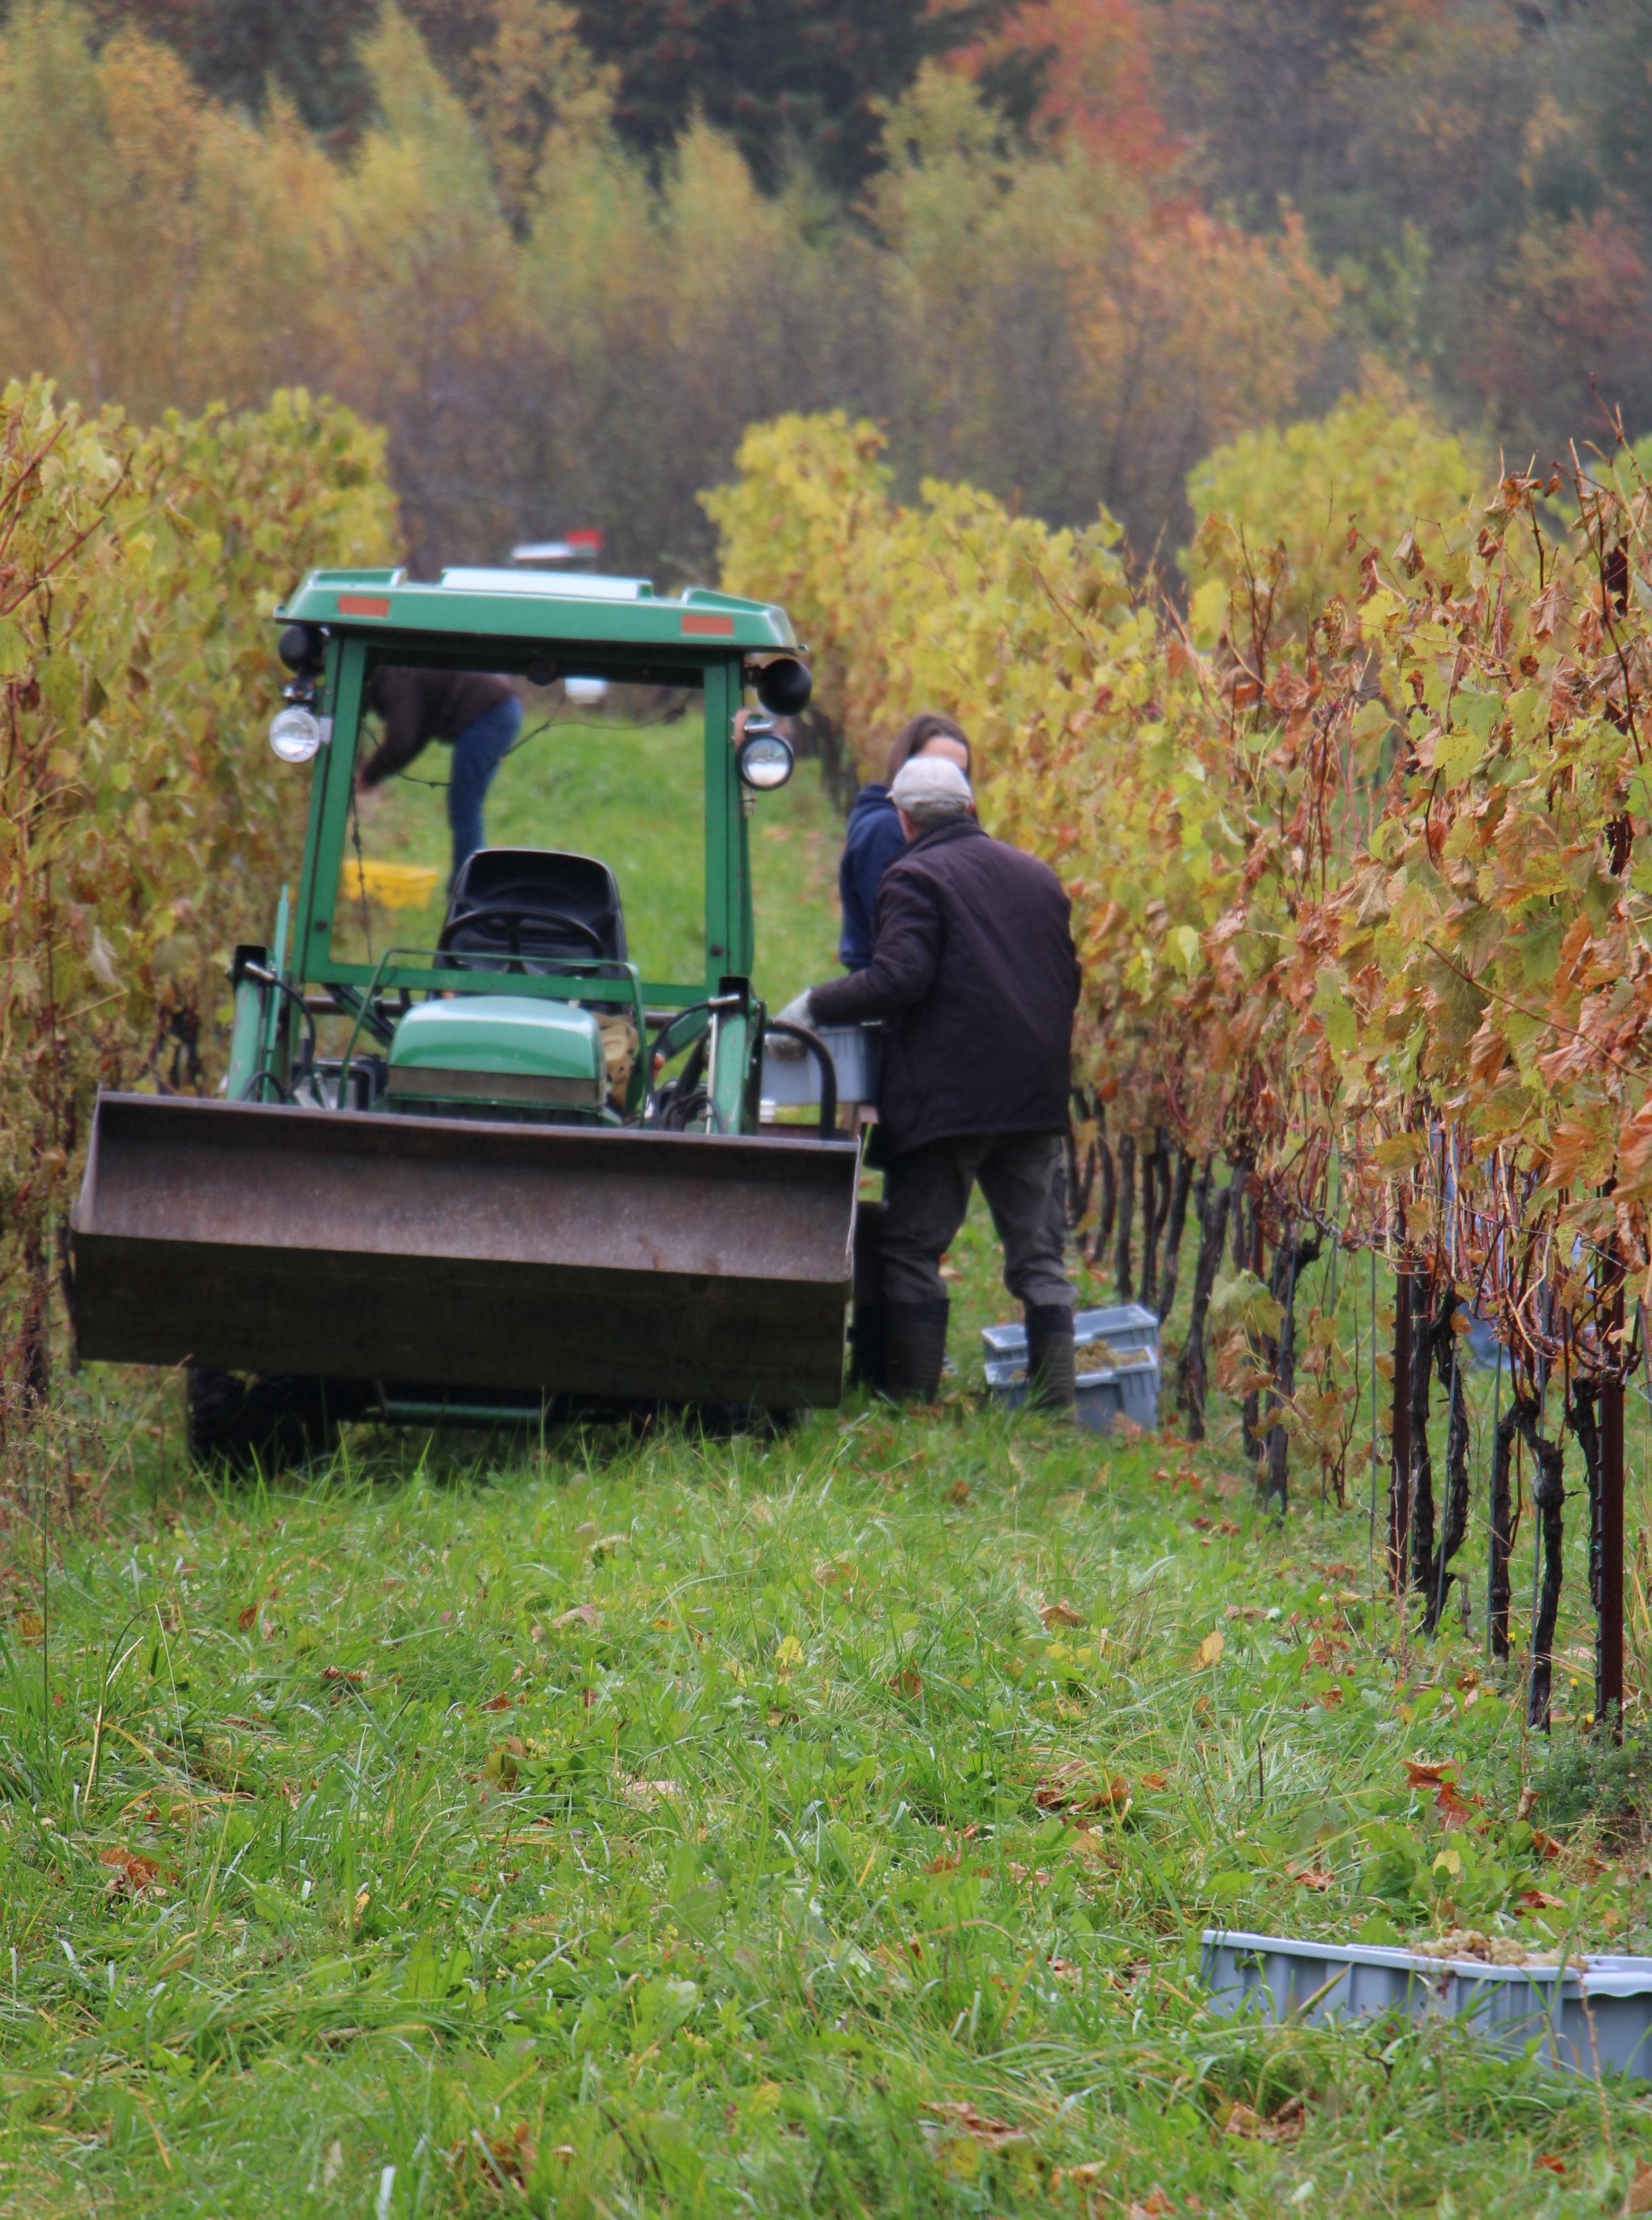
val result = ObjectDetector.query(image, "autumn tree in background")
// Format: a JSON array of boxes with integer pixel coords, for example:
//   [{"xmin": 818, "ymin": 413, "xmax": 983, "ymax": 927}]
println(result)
[
  {"xmin": 0, "ymin": 1, "xmax": 1335, "ymax": 577},
  {"xmin": 1145, "ymin": 0, "xmax": 1652, "ymax": 460},
  {"xmin": 11, "ymin": 0, "xmax": 1652, "ymax": 577},
  {"xmin": 570, "ymin": 0, "xmax": 1028, "ymax": 196}
]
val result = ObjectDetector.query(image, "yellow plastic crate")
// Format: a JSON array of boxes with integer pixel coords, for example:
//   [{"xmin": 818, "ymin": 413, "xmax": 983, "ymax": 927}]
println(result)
[{"xmin": 338, "ymin": 859, "xmax": 441, "ymax": 911}]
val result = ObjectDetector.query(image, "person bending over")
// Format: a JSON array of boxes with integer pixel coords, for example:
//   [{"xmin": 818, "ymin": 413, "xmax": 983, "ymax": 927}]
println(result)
[
  {"xmin": 778, "ymin": 754, "xmax": 1080, "ymax": 1408},
  {"xmin": 356, "ymin": 665, "xmax": 523, "ymax": 883},
  {"xmin": 837, "ymin": 711, "xmax": 971, "ymax": 971}
]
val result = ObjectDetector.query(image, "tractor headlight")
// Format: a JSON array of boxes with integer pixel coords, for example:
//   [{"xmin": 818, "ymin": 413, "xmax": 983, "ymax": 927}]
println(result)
[
  {"xmin": 269, "ymin": 705, "xmax": 323, "ymax": 763},
  {"xmin": 737, "ymin": 724, "xmax": 794, "ymax": 792}
]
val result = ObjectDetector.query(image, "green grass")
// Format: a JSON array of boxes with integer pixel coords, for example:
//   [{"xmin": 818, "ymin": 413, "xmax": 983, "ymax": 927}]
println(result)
[
  {"xmin": 6, "ymin": 1376, "xmax": 1652, "ymax": 2217},
  {"xmin": 11, "ymin": 753, "xmax": 1652, "ymax": 2214}
]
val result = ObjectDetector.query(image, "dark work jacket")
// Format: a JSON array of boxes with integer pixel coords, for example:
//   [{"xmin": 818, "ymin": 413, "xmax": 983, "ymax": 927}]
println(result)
[
  {"xmin": 809, "ymin": 816, "xmax": 1079, "ymax": 1159},
  {"xmin": 359, "ymin": 667, "xmax": 517, "ymax": 786},
  {"xmin": 837, "ymin": 783, "xmax": 907, "ymax": 969}
]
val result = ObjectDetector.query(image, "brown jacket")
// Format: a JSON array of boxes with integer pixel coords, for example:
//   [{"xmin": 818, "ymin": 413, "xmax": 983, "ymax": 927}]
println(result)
[{"xmin": 359, "ymin": 667, "xmax": 517, "ymax": 786}]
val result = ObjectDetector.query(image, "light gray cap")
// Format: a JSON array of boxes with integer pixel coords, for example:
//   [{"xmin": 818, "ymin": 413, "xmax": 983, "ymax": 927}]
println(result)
[{"xmin": 890, "ymin": 755, "xmax": 973, "ymax": 817}]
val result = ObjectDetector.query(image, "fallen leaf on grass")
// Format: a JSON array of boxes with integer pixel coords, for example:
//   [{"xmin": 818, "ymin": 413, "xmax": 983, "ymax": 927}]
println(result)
[
  {"xmin": 1289, "ymin": 1866, "xmax": 1334, "ymax": 1891},
  {"xmin": 486, "ymin": 1741, "xmax": 524, "ymax": 1789},
  {"xmin": 1216, "ymin": 1518, "xmax": 1241, "ymax": 1536},
  {"xmin": 889, "ymin": 1668, "xmax": 922, "ymax": 1697},
  {"xmin": 1403, "ymin": 1759, "xmax": 1452, "ymax": 1788},
  {"xmin": 551, "ymin": 1604, "xmax": 599, "ymax": 1631},
  {"xmin": 1052, "ymin": 2161, "xmax": 1105, "ymax": 2188},
  {"xmin": 1435, "ymin": 1781, "xmax": 1475, "ymax": 1826},
  {"xmin": 1316, "ymin": 1687, "xmax": 1343, "ymax": 1709},
  {"xmin": 1517, "ymin": 1785, "xmax": 1538, "ymax": 1820},
  {"xmin": 452, "ymin": 2121, "xmax": 538, "ymax": 2192},
  {"xmin": 1195, "ymin": 1629, "xmax": 1224, "ymax": 1668},
  {"xmin": 1622, "ymin": 2158, "xmax": 1652, "ymax": 2213},
  {"xmin": 948, "ymin": 1479, "xmax": 970, "ymax": 1505},
  {"xmin": 480, "ymin": 1691, "xmax": 516, "ymax": 1713},
  {"xmin": 1534, "ymin": 2154, "xmax": 1566, "ymax": 2177},
  {"xmin": 1221, "ymin": 2094, "xmax": 1304, "ymax": 2142},
  {"xmin": 619, "ymin": 1776, "xmax": 680, "ymax": 1807},
  {"xmin": 13, "ymin": 1613, "xmax": 43, "ymax": 1642},
  {"xmin": 1515, "ymin": 1887, "xmax": 1565, "ymax": 1913},
  {"xmin": 1532, "ymin": 1828, "xmax": 1564, "ymax": 1860},
  {"xmin": 1034, "ymin": 1759, "xmax": 1129, "ymax": 1814},
  {"xmin": 100, "ymin": 1845, "xmax": 161, "ymax": 1893},
  {"xmin": 921, "ymin": 2100, "xmax": 1028, "ymax": 2150},
  {"xmin": 321, "ymin": 1666, "xmax": 367, "ymax": 1687},
  {"xmin": 237, "ymin": 1605, "xmax": 258, "ymax": 1631},
  {"xmin": 1126, "ymin": 2190, "xmax": 1176, "ymax": 2217},
  {"xmin": 1039, "ymin": 1599, "xmax": 1085, "ymax": 1629},
  {"xmin": 1139, "ymin": 1771, "xmax": 1168, "ymax": 1791}
]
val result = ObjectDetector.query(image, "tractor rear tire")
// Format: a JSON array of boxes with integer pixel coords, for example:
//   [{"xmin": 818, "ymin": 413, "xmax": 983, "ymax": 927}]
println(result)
[{"xmin": 186, "ymin": 1368, "xmax": 344, "ymax": 1475}]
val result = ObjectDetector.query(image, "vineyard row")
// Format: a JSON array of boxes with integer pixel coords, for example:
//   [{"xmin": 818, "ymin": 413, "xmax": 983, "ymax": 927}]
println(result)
[{"xmin": 711, "ymin": 409, "xmax": 1652, "ymax": 1735}]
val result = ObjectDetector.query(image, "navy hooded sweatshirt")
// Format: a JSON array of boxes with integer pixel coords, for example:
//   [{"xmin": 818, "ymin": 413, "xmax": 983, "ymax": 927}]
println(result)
[{"xmin": 838, "ymin": 783, "xmax": 908, "ymax": 969}]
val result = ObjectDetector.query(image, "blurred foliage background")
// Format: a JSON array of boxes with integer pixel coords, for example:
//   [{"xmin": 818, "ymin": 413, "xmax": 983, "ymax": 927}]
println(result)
[{"xmin": 2, "ymin": 0, "xmax": 1647, "ymax": 583}]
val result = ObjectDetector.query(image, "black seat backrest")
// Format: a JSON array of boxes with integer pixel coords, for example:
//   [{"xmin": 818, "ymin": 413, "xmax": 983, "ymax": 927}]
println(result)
[{"xmin": 441, "ymin": 848, "xmax": 627, "ymax": 971}]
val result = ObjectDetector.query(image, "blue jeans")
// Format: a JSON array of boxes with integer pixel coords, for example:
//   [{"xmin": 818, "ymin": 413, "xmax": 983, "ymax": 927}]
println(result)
[{"xmin": 448, "ymin": 698, "xmax": 522, "ymax": 881}]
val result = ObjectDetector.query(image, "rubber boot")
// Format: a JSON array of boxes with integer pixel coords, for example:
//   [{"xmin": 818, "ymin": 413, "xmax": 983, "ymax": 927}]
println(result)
[
  {"xmin": 883, "ymin": 1300, "xmax": 950, "ymax": 1403},
  {"xmin": 1024, "ymin": 1302, "xmax": 1077, "ymax": 1414}
]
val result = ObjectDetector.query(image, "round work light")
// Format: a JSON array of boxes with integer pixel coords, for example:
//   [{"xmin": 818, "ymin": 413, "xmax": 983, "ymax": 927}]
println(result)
[
  {"xmin": 737, "ymin": 727, "xmax": 795, "ymax": 791},
  {"xmin": 269, "ymin": 706, "xmax": 324, "ymax": 764}
]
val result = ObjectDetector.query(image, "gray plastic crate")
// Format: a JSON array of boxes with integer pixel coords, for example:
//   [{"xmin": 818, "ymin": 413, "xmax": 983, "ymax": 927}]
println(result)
[
  {"xmin": 983, "ymin": 1302, "xmax": 1160, "ymax": 1432},
  {"xmin": 985, "ymin": 1347, "xmax": 1160, "ymax": 1432},
  {"xmin": 759, "ymin": 1024, "xmax": 882, "ymax": 1109},
  {"xmin": 1201, "ymin": 1928, "xmax": 1652, "ymax": 2080},
  {"xmin": 983, "ymin": 1302, "xmax": 1159, "ymax": 1369}
]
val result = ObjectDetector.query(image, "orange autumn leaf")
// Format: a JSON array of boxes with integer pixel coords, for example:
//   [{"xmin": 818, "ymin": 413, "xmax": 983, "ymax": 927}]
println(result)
[{"xmin": 100, "ymin": 1845, "xmax": 161, "ymax": 1890}]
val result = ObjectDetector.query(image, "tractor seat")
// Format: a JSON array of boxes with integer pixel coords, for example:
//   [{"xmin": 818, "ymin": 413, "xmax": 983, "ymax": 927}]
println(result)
[{"xmin": 439, "ymin": 847, "xmax": 627, "ymax": 973}]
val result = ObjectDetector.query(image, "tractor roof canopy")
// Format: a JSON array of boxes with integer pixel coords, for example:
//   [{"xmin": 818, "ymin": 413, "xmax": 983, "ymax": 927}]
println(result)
[{"xmin": 278, "ymin": 568, "xmax": 798, "ymax": 659}]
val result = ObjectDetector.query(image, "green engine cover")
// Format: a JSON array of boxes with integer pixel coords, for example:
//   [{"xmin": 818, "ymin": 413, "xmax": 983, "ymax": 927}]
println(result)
[{"xmin": 387, "ymin": 994, "xmax": 606, "ymax": 1111}]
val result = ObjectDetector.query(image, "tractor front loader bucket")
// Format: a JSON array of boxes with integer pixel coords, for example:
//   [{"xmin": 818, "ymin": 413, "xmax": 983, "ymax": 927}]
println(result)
[{"xmin": 71, "ymin": 1093, "xmax": 859, "ymax": 1409}]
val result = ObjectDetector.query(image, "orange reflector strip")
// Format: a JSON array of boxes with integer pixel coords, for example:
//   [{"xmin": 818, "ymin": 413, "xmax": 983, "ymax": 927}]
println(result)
[
  {"xmin": 337, "ymin": 593, "xmax": 391, "ymax": 617},
  {"xmin": 681, "ymin": 612, "xmax": 735, "ymax": 637}
]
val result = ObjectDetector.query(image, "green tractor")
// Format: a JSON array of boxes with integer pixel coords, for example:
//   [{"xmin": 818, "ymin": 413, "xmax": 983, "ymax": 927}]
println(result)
[{"xmin": 70, "ymin": 565, "xmax": 861, "ymax": 1464}]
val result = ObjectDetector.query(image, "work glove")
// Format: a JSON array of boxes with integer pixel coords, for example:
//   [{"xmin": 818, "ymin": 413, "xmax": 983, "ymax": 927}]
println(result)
[{"xmin": 767, "ymin": 988, "xmax": 817, "ymax": 1060}]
